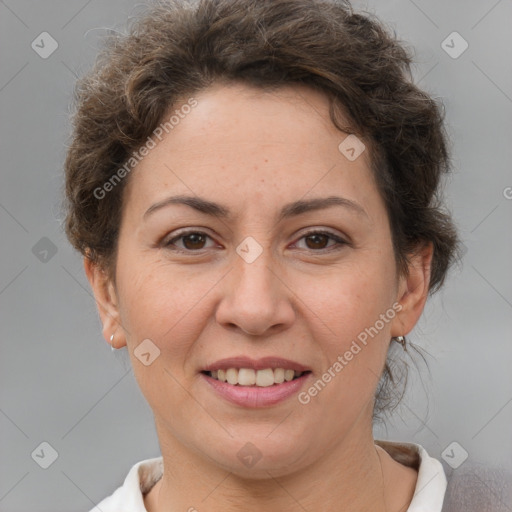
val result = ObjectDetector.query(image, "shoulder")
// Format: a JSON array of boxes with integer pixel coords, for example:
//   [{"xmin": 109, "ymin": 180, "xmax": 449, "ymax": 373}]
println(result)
[
  {"xmin": 376, "ymin": 440, "xmax": 447, "ymax": 511},
  {"xmin": 88, "ymin": 456, "xmax": 164, "ymax": 512},
  {"xmin": 377, "ymin": 440, "xmax": 512, "ymax": 512},
  {"xmin": 376, "ymin": 440, "xmax": 512, "ymax": 512},
  {"xmin": 442, "ymin": 462, "xmax": 512, "ymax": 512}
]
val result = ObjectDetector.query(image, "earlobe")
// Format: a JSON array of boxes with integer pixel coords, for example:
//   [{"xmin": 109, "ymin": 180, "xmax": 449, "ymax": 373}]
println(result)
[
  {"xmin": 391, "ymin": 242, "xmax": 434, "ymax": 337},
  {"xmin": 83, "ymin": 257, "xmax": 127, "ymax": 348}
]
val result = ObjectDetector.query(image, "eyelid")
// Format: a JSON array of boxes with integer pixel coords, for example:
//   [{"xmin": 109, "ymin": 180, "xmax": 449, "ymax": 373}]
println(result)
[
  {"xmin": 291, "ymin": 228, "xmax": 349, "ymax": 249},
  {"xmin": 162, "ymin": 228, "xmax": 218, "ymax": 250},
  {"xmin": 162, "ymin": 227, "xmax": 349, "ymax": 253}
]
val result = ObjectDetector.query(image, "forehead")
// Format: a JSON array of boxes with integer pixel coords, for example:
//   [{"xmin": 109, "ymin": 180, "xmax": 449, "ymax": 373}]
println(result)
[{"xmin": 122, "ymin": 82, "xmax": 380, "ymax": 220}]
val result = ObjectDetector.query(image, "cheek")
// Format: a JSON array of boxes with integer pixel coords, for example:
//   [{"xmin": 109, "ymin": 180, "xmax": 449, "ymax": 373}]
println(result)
[
  {"xmin": 296, "ymin": 253, "xmax": 397, "ymax": 406},
  {"xmin": 115, "ymin": 251, "xmax": 210, "ymax": 352},
  {"xmin": 304, "ymin": 259, "xmax": 396, "ymax": 344},
  {"xmin": 115, "ymin": 257, "xmax": 214, "ymax": 413}
]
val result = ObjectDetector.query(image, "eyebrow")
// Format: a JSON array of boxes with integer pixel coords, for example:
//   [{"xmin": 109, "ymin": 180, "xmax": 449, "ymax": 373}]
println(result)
[{"xmin": 143, "ymin": 194, "xmax": 368, "ymax": 222}]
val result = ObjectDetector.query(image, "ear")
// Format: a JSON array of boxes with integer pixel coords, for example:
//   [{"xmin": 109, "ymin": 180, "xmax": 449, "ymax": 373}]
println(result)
[
  {"xmin": 83, "ymin": 256, "xmax": 127, "ymax": 349},
  {"xmin": 391, "ymin": 242, "xmax": 434, "ymax": 337}
]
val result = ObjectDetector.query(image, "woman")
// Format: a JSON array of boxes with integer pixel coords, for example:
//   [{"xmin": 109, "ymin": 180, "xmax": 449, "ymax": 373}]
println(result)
[{"xmin": 64, "ymin": 0, "xmax": 461, "ymax": 510}]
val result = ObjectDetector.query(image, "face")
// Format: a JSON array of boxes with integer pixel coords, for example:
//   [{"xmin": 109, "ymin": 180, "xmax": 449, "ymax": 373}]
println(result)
[{"xmin": 86, "ymin": 82, "xmax": 431, "ymax": 478}]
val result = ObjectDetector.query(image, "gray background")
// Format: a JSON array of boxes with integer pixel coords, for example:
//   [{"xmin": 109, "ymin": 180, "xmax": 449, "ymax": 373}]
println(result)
[{"xmin": 1, "ymin": 0, "xmax": 511, "ymax": 510}]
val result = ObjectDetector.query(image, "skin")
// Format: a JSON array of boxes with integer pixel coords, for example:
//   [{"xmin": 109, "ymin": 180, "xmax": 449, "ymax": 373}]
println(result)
[{"xmin": 85, "ymin": 82, "xmax": 433, "ymax": 512}]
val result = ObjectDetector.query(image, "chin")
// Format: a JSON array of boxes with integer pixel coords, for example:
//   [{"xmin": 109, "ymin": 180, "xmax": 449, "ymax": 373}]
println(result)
[{"xmin": 198, "ymin": 433, "xmax": 311, "ymax": 478}]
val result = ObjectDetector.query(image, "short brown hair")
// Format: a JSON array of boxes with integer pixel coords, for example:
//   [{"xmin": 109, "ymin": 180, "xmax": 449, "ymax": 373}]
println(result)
[{"xmin": 63, "ymin": 0, "xmax": 460, "ymax": 417}]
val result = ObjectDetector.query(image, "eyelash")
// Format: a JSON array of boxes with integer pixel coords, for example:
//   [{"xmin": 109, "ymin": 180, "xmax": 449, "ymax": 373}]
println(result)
[{"xmin": 162, "ymin": 229, "xmax": 348, "ymax": 253}]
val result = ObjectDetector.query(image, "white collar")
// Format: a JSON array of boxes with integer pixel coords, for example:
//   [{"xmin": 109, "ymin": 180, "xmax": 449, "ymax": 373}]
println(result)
[
  {"xmin": 376, "ymin": 440, "xmax": 447, "ymax": 511},
  {"xmin": 90, "ymin": 441, "xmax": 447, "ymax": 511}
]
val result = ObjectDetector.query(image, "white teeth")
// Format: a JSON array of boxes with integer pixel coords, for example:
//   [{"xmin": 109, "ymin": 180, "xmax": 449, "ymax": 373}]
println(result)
[
  {"xmin": 208, "ymin": 368, "xmax": 305, "ymax": 386},
  {"xmin": 255, "ymin": 368, "xmax": 274, "ymax": 387},
  {"xmin": 226, "ymin": 368, "xmax": 238, "ymax": 385},
  {"xmin": 238, "ymin": 368, "xmax": 256, "ymax": 386},
  {"xmin": 274, "ymin": 368, "xmax": 285, "ymax": 384}
]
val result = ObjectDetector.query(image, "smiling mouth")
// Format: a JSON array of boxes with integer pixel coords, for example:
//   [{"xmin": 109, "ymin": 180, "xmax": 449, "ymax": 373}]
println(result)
[{"xmin": 201, "ymin": 368, "xmax": 312, "ymax": 387}]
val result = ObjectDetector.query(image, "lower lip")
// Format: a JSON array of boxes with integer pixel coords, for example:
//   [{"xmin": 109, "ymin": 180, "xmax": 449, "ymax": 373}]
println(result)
[{"xmin": 201, "ymin": 372, "xmax": 312, "ymax": 408}]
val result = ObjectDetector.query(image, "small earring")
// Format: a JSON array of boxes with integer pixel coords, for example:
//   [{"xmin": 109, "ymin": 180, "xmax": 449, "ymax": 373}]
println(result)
[
  {"xmin": 110, "ymin": 334, "xmax": 115, "ymax": 351},
  {"xmin": 393, "ymin": 335, "xmax": 406, "ymax": 350}
]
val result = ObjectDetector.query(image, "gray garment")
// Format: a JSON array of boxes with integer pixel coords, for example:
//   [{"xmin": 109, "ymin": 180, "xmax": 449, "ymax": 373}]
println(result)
[{"xmin": 442, "ymin": 463, "xmax": 512, "ymax": 512}]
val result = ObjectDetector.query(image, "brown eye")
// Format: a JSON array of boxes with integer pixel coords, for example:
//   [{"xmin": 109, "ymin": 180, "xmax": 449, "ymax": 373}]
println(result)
[
  {"xmin": 164, "ymin": 231, "xmax": 215, "ymax": 251},
  {"xmin": 304, "ymin": 233, "xmax": 330, "ymax": 250},
  {"xmin": 294, "ymin": 230, "xmax": 347, "ymax": 252},
  {"xmin": 181, "ymin": 233, "xmax": 207, "ymax": 250}
]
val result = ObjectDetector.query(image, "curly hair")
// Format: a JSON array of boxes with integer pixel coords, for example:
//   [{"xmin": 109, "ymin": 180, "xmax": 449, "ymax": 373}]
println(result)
[{"xmin": 63, "ymin": 0, "xmax": 460, "ymax": 418}]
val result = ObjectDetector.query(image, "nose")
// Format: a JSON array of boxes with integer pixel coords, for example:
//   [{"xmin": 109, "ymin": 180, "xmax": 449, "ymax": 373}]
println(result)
[{"xmin": 215, "ymin": 247, "xmax": 296, "ymax": 336}]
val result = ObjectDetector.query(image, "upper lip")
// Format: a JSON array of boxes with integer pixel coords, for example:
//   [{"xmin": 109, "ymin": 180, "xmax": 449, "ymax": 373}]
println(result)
[{"xmin": 202, "ymin": 356, "xmax": 311, "ymax": 373}]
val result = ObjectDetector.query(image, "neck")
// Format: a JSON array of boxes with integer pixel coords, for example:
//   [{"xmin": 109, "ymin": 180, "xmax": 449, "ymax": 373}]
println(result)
[{"xmin": 145, "ymin": 416, "xmax": 391, "ymax": 512}]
